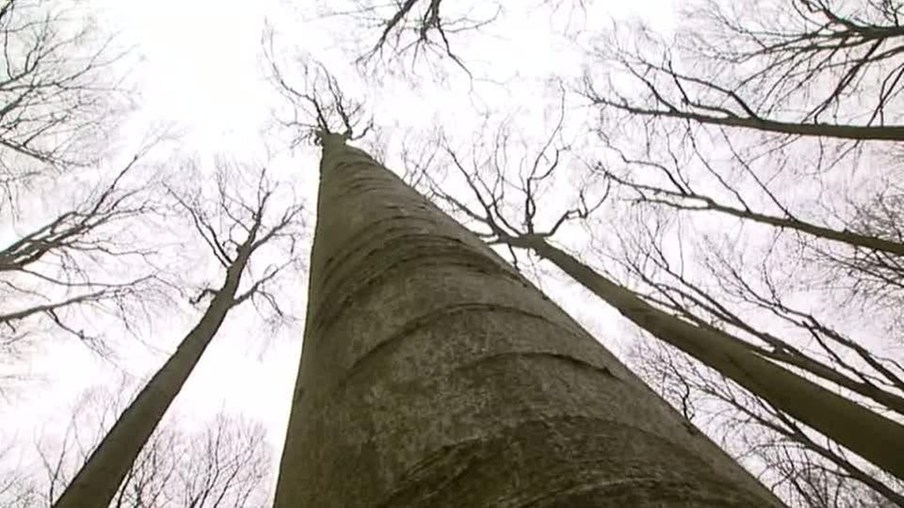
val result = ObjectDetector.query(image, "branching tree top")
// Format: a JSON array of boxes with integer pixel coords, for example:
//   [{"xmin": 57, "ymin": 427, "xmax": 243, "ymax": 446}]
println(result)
[
  {"xmin": 0, "ymin": 0, "xmax": 129, "ymax": 183},
  {"xmin": 0, "ymin": 151, "xmax": 169, "ymax": 365},
  {"xmin": 583, "ymin": 0, "xmax": 904, "ymax": 141},
  {"xmin": 266, "ymin": 42, "xmax": 373, "ymax": 148},
  {"xmin": 321, "ymin": 0, "xmax": 500, "ymax": 78},
  {"xmin": 423, "ymin": 103, "xmax": 609, "ymax": 268}
]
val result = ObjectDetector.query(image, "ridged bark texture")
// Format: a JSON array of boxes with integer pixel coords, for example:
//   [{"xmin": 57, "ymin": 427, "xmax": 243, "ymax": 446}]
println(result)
[
  {"xmin": 274, "ymin": 135, "xmax": 782, "ymax": 507},
  {"xmin": 54, "ymin": 257, "xmax": 248, "ymax": 508},
  {"xmin": 512, "ymin": 236, "xmax": 904, "ymax": 482}
]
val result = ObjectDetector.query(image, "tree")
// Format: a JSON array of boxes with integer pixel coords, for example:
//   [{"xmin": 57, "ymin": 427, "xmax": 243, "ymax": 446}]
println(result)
[
  {"xmin": 630, "ymin": 336, "xmax": 903, "ymax": 506},
  {"xmin": 543, "ymin": 0, "xmax": 904, "ymax": 501},
  {"xmin": 0, "ymin": 0, "xmax": 127, "ymax": 203},
  {"xmin": 1, "ymin": 382, "xmax": 271, "ymax": 507},
  {"xmin": 1, "ymin": 157, "xmax": 162, "ymax": 338},
  {"xmin": 0, "ymin": 152, "xmax": 170, "ymax": 398},
  {"xmin": 608, "ymin": 193, "xmax": 904, "ymax": 504},
  {"xmin": 314, "ymin": 0, "xmax": 499, "ymax": 75},
  {"xmin": 0, "ymin": 0, "xmax": 146, "ymax": 395},
  {"xmin": 580, "ymin": 0, "xmax": 904, "ymax": 141},
  {"xmin": 427, "ymin": 134, "xmax": 904, "ymax": 478},
  {"xmin": 0, "ymin": 442, "xmax": 36, "ymax": 508},
  {"xmin": 590, "ymin": 151, "xmax": 904, "ymax": 418},
  {"xmin": 52, "ymin": 164, "xmax": 303, "ymax": 507},
  {"xmin": 418, "ymin": 102, "xmax": 904, "ymax": 502},
  {"xmin": 269, "ymin": 65, "xmax": 780, "ymax": 507},
  {"xmin": 167, "ymin": 414, "xmax": 271, "ymax": 508},
  {"xmin": 305, "ymin": 0, "xmax": 587, "ymax": 80}
]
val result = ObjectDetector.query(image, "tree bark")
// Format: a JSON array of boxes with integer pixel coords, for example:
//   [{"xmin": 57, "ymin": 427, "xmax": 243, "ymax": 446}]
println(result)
[
  {"xmin": 53, "ymin": 252, "xmax": 250, "ymax": 508},
  {"xmin": 505, "ymin": 234, "xmax": 904, "ymax": 482},
  {"xmin": 273, "ymin": 134, "xmax": 782, "ymax": 507}
]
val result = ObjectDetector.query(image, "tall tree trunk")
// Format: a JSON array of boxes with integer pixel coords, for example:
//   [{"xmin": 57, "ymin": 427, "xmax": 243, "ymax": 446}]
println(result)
[
  {"xmin": 53, "ymin": 251, "xmax": 251, "ymax": 508},
  {"xmin": 504, "ymin": 234, "xmax": 904, "ymax": 482},
  {"xmin": 273, "ymin": 134, "xmax": 782, "ymax": 507}
]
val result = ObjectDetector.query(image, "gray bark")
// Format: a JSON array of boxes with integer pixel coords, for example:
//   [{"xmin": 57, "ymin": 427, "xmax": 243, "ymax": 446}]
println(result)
[
  {"xmin": 273, "ymin": 134, "xmax": 782, "ymax": 507},
  {"xmin": 505, "ymin": 234, "xmax": 904, "ymax": 483}
]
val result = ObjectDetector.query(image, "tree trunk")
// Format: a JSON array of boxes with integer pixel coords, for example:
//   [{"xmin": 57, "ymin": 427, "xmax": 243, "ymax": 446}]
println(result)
[
  {"xmin": 53, "ymin": 255, "xmax": 249, "ymax": 508},
  {"xmin": 273, "ymin": 134, "xmax": 782, "ymax": 507},
  {"xmin": 506, "ymin": 234, "xmax": 904, "ymax": 482}
]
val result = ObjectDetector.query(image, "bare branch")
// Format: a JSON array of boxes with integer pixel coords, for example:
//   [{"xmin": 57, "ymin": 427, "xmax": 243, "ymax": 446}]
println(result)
[{"xmin": 264, "ymin": 34, "xmax": 373, "ymax": 146}]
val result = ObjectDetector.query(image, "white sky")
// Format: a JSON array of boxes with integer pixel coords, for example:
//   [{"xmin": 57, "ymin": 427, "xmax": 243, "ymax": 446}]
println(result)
[{"xmin": 0, "ymin": 0, "xmax": 678, "ymax": 499}]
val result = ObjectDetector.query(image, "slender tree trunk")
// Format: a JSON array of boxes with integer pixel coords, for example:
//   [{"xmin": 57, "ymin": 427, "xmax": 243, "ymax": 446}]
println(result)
[
  {"xmin": 711, "ymin": 322, "xmax": 904, "ymax": 417},
  {"xmin": 53, "ymin": 253, "xmax": 250, "ymax": 508},
  {"xmin": 505, "ymin": 234, "xmax": 904, "ymax": 482},
  {"xmin": 274, "ymin": 134, "xmax": 781, "ymax": 507}
]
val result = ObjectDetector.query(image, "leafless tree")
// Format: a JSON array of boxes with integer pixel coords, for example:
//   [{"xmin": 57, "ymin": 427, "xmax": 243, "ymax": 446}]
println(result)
[
  {"xmin": 265, "ymin": 48, "xmax": 373, "ymax": 148},
  {"xmin": 581, "ymin": 128, "xmax": 904, "ymax": 411},
  {"xmin": 1, "ymin": 383, "xmax": 271, "ymax": 507},
  {"xmin": 171, "ymin": 414, "xmax": 271, "ymax": 508},
  {"xmin": 308, "ymin": 0, "xmax": 500, "ymax": 77},
  {"xmin": 53, "ymin": 161, "xmax": 303, "ymax": 507},
  {"xmin": 0, "ymin": 151, "xmax": 170, "ymax": 396},
  {"xmin": 0, "ymin": 0, "xmax": 144, "ymax": 394},
  {"xmin": 0, "ymin": 0, "xmax": 129, "ymax": 206},
  {"xmin": 581, "ymin": 0, "xmax": 904, "ymax": 141},
  {"xmin": 266, "ymin": 50, "xmax": 781, "ymax": 507},
  {"xmin": 612, "ymin": 208, "xmax": 904, "ymax": 504},
  {"xmin": 546, "ymin": 1, "xmax": 904, "ymax": 502},
  {"xmin": 0, "ymin": 441, "xmax": 37, "ymax": 507},
  {"xmin": 106, "ymin": 413, "xmax": 271, "ymax": 508},
  {"xmin": 577, "ymin": 0, "xmax": 904, "ymax": 331},
  {"xmin": 301, "ymin": 0, "xmax": 592, "ymax": 81},
  {"xmin": 422, "ymin": 111, "xmax": 904, "ymax": 503},
  {"xmin": 630, "ymin": 338, "xmax": 903, "ymax": 507}
]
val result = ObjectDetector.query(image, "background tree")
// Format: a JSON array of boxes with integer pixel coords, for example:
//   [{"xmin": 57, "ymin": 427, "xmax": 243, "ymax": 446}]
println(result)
[
  {"xmin": 303, "ymin": 0, "xmax": 591, "ymax": 82},
  {"xmin": 53, "ymin": 162, "xmax": 303, "ymax": 507},
  {"xmin": 0, "ymin": 382, "xmax": 272, "ymax": 507},
  {"xmin": 403, "ymin": 46, "xmax": 904, "ymax": 495},
  {"xmin": 0, "ymin": 154, "xmax": 168, "ymax": 377},
  {"xmin": 630, "ymin": 337, "xmax": 901, "ymax": 507},
  {"xmin": 0, "ymin": 0, "xmax": 150, "ymax": 396},
  {"xmin": 314, "ymin": 0, "xmax": 498, "ymax": 75},
  {"xmin": 425, "ymin": 115, "xmax": 904, "ymax": 494},
  {"xmin": 0, "ymin": 0, "xmax": 128, "ymax": 203},
  {"xmin": 581, "ymin": 0, "xmax": 904, "ymax": 140},
  {"xmin": 423, "ymin": 0, "xmax": 904, "ymax": 504}
]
